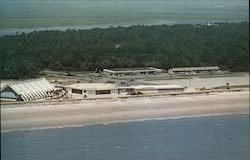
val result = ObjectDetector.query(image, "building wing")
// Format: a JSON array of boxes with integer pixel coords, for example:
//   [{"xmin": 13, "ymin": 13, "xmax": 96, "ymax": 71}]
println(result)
[{"xmin": 0, "ymin": 78, "xmax": 55, "ymax": 101}]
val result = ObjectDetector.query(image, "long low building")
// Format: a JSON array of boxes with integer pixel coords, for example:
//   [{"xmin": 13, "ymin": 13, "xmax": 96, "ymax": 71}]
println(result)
[
  {"xmin": 0, "ymin": 78, "xmax": 56, "ymax": 101},
  {"xmin": 103, "ymin": 67, "xmax": 163, "ymax": 76},
  {"xmin": 168, "ymin": 66, "xmax": 220, "ymax": 74},
  {"xmin": 66, "ymin": 83, "xmax": 119, "ymax": 96},
  {"xmin": 67, "ymin": 83, "xmax": 184, "ymax": 96},
  {"xmin": 121, "ymin": 85, "xmax": 184, "ymax": 94}
]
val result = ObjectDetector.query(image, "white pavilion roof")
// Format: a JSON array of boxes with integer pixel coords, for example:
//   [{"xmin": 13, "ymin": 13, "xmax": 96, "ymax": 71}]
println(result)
[{"xmin": 1, "ymin": 78, "xmax": 55, "ymax": 101}]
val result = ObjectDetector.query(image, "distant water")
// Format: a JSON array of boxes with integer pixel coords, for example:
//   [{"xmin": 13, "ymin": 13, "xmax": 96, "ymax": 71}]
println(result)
[
  {"xmin": 0, "ymin": 0, "xmax": 248, "ymax": 36},
  {"xmin": 1, "ymin": 114, "xmax": 249, "ymax": 160}
]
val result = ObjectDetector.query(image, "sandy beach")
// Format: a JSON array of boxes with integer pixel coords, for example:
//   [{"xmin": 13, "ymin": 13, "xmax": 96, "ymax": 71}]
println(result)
[{"xmin": 1, "ymin": 91, "xmax": 249, "ymax": 132}]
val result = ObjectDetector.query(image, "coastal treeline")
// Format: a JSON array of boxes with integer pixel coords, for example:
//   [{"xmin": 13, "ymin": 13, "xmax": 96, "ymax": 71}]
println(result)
[{"xmin": 0, "ymin": 22, "xmax": 249, "ymax": 79}]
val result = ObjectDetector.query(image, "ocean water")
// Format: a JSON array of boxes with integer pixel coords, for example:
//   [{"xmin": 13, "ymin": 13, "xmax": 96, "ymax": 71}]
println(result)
[{"xmin": 1, "ymin": 114, "xmax": 249, "ymax": 160}]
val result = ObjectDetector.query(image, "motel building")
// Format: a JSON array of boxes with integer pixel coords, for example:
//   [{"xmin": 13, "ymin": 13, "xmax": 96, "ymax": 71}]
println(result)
[
  {"xmin": 168, "ymin": 66, "xmax": 220, "ymax": 75},
  {"xmin": 103, "ymin": 67, "xmax": 163, "ymax": 76}
]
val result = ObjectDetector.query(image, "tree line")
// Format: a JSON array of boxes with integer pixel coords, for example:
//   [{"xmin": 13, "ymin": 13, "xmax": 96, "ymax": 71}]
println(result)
[{"xmin": 0, "ymin": 22, "xmax": 249, "ymax": 79}]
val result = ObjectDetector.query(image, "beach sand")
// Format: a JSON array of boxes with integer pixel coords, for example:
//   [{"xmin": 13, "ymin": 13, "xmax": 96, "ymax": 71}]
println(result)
[{"xmin": 1, "ymin": 91, "xmax": 249, "ymax": 132}]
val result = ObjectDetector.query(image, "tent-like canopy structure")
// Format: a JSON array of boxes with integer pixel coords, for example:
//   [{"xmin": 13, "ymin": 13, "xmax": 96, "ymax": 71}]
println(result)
[{"xmin": 0, "ymin": 78, "xmax": 55, "ymax": 101}]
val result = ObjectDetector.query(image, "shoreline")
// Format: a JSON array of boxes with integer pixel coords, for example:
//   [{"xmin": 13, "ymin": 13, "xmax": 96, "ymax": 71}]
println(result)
[
  {"xmin": 0, "ymin": 20, "xmax": 248, "ymax": 37},
  {"xmin": 1, "ymin": 91, "xmax": 249, "ymax": 132},
  {"xmin": 1, "ymin": 112, "xmax": 248, "ymax": 133}
]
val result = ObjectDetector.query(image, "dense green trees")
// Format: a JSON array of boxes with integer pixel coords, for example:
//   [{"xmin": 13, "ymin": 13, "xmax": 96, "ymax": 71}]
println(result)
[{"xmin": 0, "ymin": 22, "xmax": 249, "ymax": 79}]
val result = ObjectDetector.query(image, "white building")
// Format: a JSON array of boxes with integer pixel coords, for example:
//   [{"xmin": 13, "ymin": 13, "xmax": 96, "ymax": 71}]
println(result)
[
  {"xmin": 0, "ymin": 78, "xmax": 56, "ymax": 101},
  {"xmin": 168, "ymin": 66, "xmax": 220, "ymax": 74},
  {"xmin": 121, "ymin": 85, "xmax": 184, "ymax": 94},
  {"xmin": 66, "ymin": 83, "xmax": 119, "ymax": 96},
  {"xmin": 103, "ymin": 67, "xmax": 163, "ymax": 76}
]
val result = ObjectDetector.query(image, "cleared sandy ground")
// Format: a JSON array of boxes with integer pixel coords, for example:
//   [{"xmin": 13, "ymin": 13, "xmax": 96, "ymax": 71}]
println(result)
[
  {"xmin": 1, "ymin": 91, "xmax": 249, "ymax": 132},
  {"xmin": 141, "ymin": 74, "xmax": 249, "ymax": 88}
]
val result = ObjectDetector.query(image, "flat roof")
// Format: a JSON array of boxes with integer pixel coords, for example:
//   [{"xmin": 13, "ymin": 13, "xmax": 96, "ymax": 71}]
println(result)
[
  {"xmin": 121, "ymin": 85, "xmax": 184, "ymax": 90},
  {"xmin": 103, "ymin": 67, "xmax": 163, "ymax": 73},
  {"xmin": 66, "ymin": 83, "xmax": 117, "ymax": 90},
  {"xmin": 170, "ymin": 66, "xmax": 220, "ymax": 71}
]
